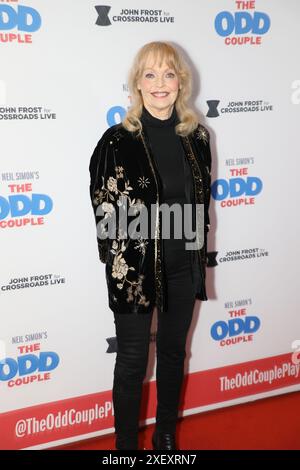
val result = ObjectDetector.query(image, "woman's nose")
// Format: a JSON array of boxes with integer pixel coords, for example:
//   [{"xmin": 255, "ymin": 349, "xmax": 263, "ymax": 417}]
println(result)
[{"xmin": 155, "ymin": 76, "xmax": 165, "ymax": 86}]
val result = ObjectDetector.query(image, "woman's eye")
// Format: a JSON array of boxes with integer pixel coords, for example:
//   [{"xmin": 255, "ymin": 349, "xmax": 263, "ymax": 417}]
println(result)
[{"xmin": 144, "ymin": 72, "xmax": 176, "ymax": 79}]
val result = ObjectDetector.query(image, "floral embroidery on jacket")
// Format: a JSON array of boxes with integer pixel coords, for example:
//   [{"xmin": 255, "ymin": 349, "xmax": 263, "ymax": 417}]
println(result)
[
  {"xmin": 110, "ymin": 239, "xmax": 150, "ymax": 307},
  {"xmin": 93, "ymin": 165, "xmax": 150, "ymax": 308},
  {"xmin": 93, "ymin": 165, "xmax": 133, "ymax": 209}
]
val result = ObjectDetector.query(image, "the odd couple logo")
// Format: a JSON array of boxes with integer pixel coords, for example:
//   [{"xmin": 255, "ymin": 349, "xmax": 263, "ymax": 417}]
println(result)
[
  {"xmin": 215, "ymin": 0, "xmax": 271, "ymax": 45},
  {"xmin": 0, "ymin": 0, "xmax": 41, "ymax": 44},
  {"xmin": 211, "ymin": 166, "xmax": 263, "ymax": 208},
  {"xmin": 0, "ymin": 341, "xmax": 60, "ymax": 388},
  {"xmin": 0, "ymin": 179, "xmax": 53, "ymax": 229},
  {"xmin": 211, "ymin": 302, "xmax": 261, "ymax": 347}
]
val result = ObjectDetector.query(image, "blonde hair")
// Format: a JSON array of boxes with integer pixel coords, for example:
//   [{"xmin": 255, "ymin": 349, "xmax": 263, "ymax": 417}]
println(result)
[{"xmin": 122, "ymin": 41, "xmax": 199, "ymax": 137}]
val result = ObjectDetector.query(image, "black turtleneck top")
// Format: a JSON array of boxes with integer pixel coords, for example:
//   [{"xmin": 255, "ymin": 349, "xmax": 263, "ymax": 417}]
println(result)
[{"xmin": 140, "ymin": 104, "xmax": 193, "ymax": 249}]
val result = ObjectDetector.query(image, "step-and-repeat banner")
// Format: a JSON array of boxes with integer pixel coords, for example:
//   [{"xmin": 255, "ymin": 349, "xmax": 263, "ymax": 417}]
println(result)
[{"xmin": 1, "ymin": 0, "xmax": 299, "ymax": 450}]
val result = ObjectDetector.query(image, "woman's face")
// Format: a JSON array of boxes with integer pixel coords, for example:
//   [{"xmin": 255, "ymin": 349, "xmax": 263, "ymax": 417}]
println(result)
[{"xmin": 137, "ymin": 54, "xmax": 180, "ymax": 117}]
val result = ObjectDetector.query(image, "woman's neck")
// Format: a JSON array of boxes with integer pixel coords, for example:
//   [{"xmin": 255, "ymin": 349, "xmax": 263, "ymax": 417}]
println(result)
[
  {"xmin": 143, "ymin": 104, "xmax": 174, "ymax": 120},
  {"xmin": 141, "ymin": 104, "xmax": 178, "ymax": 128}
]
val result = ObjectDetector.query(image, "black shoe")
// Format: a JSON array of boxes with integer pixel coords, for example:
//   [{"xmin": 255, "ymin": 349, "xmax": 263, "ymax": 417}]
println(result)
[{"xmin": 152, "ymin": 430, "xmax": 177, "ymax": 451}]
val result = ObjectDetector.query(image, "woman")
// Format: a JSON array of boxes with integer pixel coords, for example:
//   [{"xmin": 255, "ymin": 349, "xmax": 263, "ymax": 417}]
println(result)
[{"xmin": 89, "ymin": 41, "xmax": 212, "ymax": 450}]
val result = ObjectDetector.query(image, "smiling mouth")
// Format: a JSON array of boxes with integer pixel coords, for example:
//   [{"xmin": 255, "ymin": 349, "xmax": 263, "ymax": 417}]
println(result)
[{"xmin": 151, "ymin": 92, "xmax": 169, "ymax": 98}]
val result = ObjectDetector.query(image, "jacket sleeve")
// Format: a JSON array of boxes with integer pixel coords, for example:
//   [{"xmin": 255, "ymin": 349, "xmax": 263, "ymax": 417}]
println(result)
[
  {"xmin": 203, "ymin": 128, "xmax": 212, "ymax": 235},
  {"xmin": 89, "ymin": 129, "xmax": 114, "ymax": 264},
  {"xmin": 194, "ymin": 123, "xmax": 212, "ymax": 259},
  {"xmin": 204, "ymin": 131, "xmax": 212, "ymax": 263}
]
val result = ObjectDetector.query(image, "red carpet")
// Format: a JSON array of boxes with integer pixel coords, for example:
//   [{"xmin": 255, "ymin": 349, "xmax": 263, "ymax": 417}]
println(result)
[{"xmin": 52, "ymin": 391, "xmax": 300, "ymax": 450}]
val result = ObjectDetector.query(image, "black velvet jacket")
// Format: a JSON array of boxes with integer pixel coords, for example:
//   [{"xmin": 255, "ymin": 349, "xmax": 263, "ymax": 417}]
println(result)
[{"xmin": 89, "ymin": 117, "xmax": 212, "ymax": 314}]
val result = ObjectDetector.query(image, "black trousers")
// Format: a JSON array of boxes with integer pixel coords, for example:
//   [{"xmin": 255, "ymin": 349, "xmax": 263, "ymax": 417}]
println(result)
[{"xmin": 112, "ymin": 243, "xmax": 200, "ymax": 449}]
